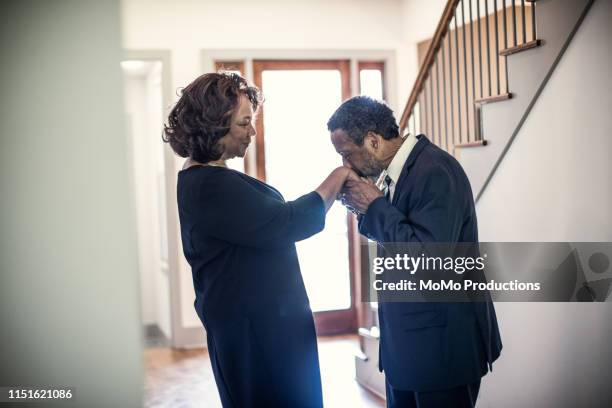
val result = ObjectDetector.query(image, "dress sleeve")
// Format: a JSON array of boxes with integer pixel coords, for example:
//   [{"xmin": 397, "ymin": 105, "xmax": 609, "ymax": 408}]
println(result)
[{"xmin": 194, "ymin": 170, "xmax": 326, "ymax": 249}]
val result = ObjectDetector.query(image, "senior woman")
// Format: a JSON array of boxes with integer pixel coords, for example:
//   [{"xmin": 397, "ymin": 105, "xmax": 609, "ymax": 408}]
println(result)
[{"xmin": 163, "ymin": 72, "xmax": 354, "ymax": 407}]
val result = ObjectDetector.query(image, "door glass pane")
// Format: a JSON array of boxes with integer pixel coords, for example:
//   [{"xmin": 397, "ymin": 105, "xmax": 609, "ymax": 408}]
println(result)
[
  {"xmin": 261, "ymin": 69, "xmax": 351, "ymax": 312},
  {"xmin": 359, "ymin": 69, "xmax": 383, "ymax": 100}
]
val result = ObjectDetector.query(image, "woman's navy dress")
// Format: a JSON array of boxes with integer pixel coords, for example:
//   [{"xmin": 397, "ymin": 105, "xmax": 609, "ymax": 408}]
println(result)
[{"xmin": 177, "ymin": 165, "xmax": 325, "ymax": 407}]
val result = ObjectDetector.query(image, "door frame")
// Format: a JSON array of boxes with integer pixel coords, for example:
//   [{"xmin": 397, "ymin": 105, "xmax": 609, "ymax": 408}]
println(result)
[
  {"xmin": 202, "ymin": 49, "xmax": 395, "ymax": 336},
  {"xmin": 124, "ymin": 49, "xmax": 208, "ymax": 348}
]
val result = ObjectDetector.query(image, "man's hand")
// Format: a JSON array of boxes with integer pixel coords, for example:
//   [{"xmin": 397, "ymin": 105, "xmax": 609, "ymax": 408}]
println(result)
[
  {"xmin": 316, "ymin": 166, "xmax": 363, "ymax": 212},
  {"xmin": 340, "ymin": 179, "xmax": 384, "ymax": 214}
]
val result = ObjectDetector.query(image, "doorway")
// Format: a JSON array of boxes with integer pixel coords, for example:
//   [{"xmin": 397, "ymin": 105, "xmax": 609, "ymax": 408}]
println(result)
[
  {"xmin": 121, "ymin": 59, "xmax": 172, "ymax": 346},
  {"xmin": 252, "ymin": 60, "xmax": 357, "ymax": 334}
]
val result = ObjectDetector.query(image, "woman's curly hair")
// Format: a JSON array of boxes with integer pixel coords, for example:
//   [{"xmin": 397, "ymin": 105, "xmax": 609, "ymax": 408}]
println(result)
[{"xmin": 163, "ymin": 72, "xmax": 263, "ymax": 163}]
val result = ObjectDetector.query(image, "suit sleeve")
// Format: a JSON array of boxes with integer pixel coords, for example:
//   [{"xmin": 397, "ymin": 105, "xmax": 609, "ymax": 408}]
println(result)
[
  {"xmin": 359, "ymin": 164, "xmax": 463, "ymax": 243},
  {"xmin": 194, "ymin": 171, "xmax": 325, "ymax": 249}
]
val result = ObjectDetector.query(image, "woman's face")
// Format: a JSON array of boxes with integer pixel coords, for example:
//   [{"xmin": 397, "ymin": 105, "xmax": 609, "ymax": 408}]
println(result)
[{"xmin": 219, "ymin": 94, "xmax": 256, "ymax": 160}]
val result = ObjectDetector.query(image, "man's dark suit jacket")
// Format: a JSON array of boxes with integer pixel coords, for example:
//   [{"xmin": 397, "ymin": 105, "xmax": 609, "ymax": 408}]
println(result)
[{"xmin": 359, "ymin": 134, "xmax": 503, "ymax": 392}]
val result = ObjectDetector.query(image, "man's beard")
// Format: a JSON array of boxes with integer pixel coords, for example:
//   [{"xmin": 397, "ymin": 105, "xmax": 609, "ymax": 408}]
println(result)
[{"xmin": 359, "ymin": 153, "xmax": 385, "ymax": 179}]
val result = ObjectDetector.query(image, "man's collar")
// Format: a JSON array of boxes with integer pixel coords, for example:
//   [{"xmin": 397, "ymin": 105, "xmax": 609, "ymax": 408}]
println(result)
[{"xmin": 385, "ymin": 133, "xmax": 418, "ymax": 185}]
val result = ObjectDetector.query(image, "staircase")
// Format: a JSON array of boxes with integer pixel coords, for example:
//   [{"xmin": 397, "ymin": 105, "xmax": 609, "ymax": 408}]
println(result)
[
  {"xmin": 399, "ymin": 0, "xmax": 594, "ymax": 201},
  {"xmin": 356, "ymin": 0, "xmax": 596, "ymax": 398}
]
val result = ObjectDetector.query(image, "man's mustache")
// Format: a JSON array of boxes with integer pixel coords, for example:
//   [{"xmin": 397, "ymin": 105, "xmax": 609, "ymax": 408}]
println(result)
[{"xmin": 344, "ymin": 166, "xmax": 378, "ymax": 181}]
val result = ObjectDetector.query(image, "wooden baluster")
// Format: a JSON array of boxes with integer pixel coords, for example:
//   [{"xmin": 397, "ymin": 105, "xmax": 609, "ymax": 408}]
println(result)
[
  {"xmin": 436, "ymin": 54, "xmax": 442, "ymax": 148},
  {"xmin": 484, "ymin": 0, "xmax": 491, "ymax": 97},
  {"xmin": 429, "ymin": 76, "xmax": 435, "ymax": 144},
  {"xmin": 531, "ymin": 1, "xmax": 536, "ymax": 42},
  {"xmin": 454, "ymin": 11, "xmax": 463, "ymax": 145},
  {"xmin": 477, "ymin": 0, "xmax": 483, "ymax": 99},
  {"xmin": 503, "ymin": 0, "xmax": 509, "ymax": 93},
  {"xmin": 512, "ymin": 0, "xmax": 517, "ymax": 46},
  {"xmin": 448, "ymin": 33, "xmax": 455, "ymax": 151},
  {"xmin": 469, "ymin": 0, "xmax": 477, "ymax": 142},
  {"xmin": 418, "ymin": 93, "xmax": 425, "ymax": 136},
  {"xmin": 461, "ymin": 0, "xmax": 471, "ymax": 141},
  {"xmin": 493, "ymin": 0, "xmax": 500, "ymax": 95},
  {"xmin": 442, "ymin": 34, "xmax": 450, "ymax": 151},
  {"xmin": 521, "ymin": 0, "xmax": 526, "ymax": 44},
  {"xmin": 424, "ymin": 79, "xmax": 430, "ymax": 138}
]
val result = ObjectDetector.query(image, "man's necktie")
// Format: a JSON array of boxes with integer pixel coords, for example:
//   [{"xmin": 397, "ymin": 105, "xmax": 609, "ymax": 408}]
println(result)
[{"xmin": 384, "ymin": 175, "xmax": 393, "ymax": 201}]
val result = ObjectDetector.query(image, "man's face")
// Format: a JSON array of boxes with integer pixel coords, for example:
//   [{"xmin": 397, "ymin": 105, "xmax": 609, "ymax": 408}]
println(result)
[{"xmin": 330, "ymin": 129, "xmax": 384, "ymax": 178}]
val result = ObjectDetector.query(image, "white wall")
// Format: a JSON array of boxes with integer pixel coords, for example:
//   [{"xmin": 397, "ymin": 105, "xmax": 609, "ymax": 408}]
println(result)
[
  {"xmin": 476, "ymin": 0, "xmax": 612, "ymax": 406},
  {"xmin": 121, "ymin": 0, "xmax": 413, "ymax": 331},
  {"xmin": 397, "ymin": 0, "xmax": 447, "ymax": 110},
  {"xmin": 0, "ymin": 1, "xmax": 143, "ymax": 405},
  {"xmin": 121, "ymin": 0, "xmax": 404, "ymax": 105}
]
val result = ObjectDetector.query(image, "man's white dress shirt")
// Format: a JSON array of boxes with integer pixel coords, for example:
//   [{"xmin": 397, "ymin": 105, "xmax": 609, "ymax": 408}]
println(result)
[{"xmin": 376, "ymin": 133, "xmax": 418, "ymax": 201}]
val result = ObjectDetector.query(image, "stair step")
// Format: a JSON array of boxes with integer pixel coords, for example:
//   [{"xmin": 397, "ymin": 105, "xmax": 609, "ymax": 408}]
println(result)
[
  {"xmin": 355, "ymin": 350, "xmax": 368, "ymax": 362},
  {"xmin": 358, "ymin": 327, "xmax": 380, "ymax": 340},
  {"xmin": 475, "ymin": 93, "xmax": 512, "ymax": 105},
  {"xmin": 500, "ymin": 39, "xmax": 543, "ymax": 56},
  {"xmin": 455, "ymin": 140, "xmax": 488, "ymax": 148}
]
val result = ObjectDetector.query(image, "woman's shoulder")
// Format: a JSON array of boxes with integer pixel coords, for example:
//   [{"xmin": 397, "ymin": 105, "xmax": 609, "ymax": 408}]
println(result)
[
  {"xmin": 179, "ymin": 165, "xmax": 242, "ymax": 179},
  {"xmin": 179, "ymin": 165, "xmax": 231, "ymax": 186},
  {"xmin": 179, "ymin": 166, "xmax": 256, "ymax": 195},
  {"xmin": 178, "ymin": 165, "xmax": 284, "ymax": 202}
]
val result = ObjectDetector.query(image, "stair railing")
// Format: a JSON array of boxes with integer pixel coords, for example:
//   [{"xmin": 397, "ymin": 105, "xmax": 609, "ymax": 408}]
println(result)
[{"xmin": 400, "ymin": 0, "xmax": 538, "ymax": 153}]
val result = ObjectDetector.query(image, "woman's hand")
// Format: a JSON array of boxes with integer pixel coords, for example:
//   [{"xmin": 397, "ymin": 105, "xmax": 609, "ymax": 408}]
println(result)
[
  {"xmin": 315, "ymin": 166, "xmax": 359, "ymax": 213},
  {"xmin": 344, "ymin": 167, "xmax": 361, "ymax": 183}
]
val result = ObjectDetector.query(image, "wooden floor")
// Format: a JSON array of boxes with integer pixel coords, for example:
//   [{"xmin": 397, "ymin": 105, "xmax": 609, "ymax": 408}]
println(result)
[{"xmin": 144, "ymin": 334, "xmax": 385, "ymax": 407}]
